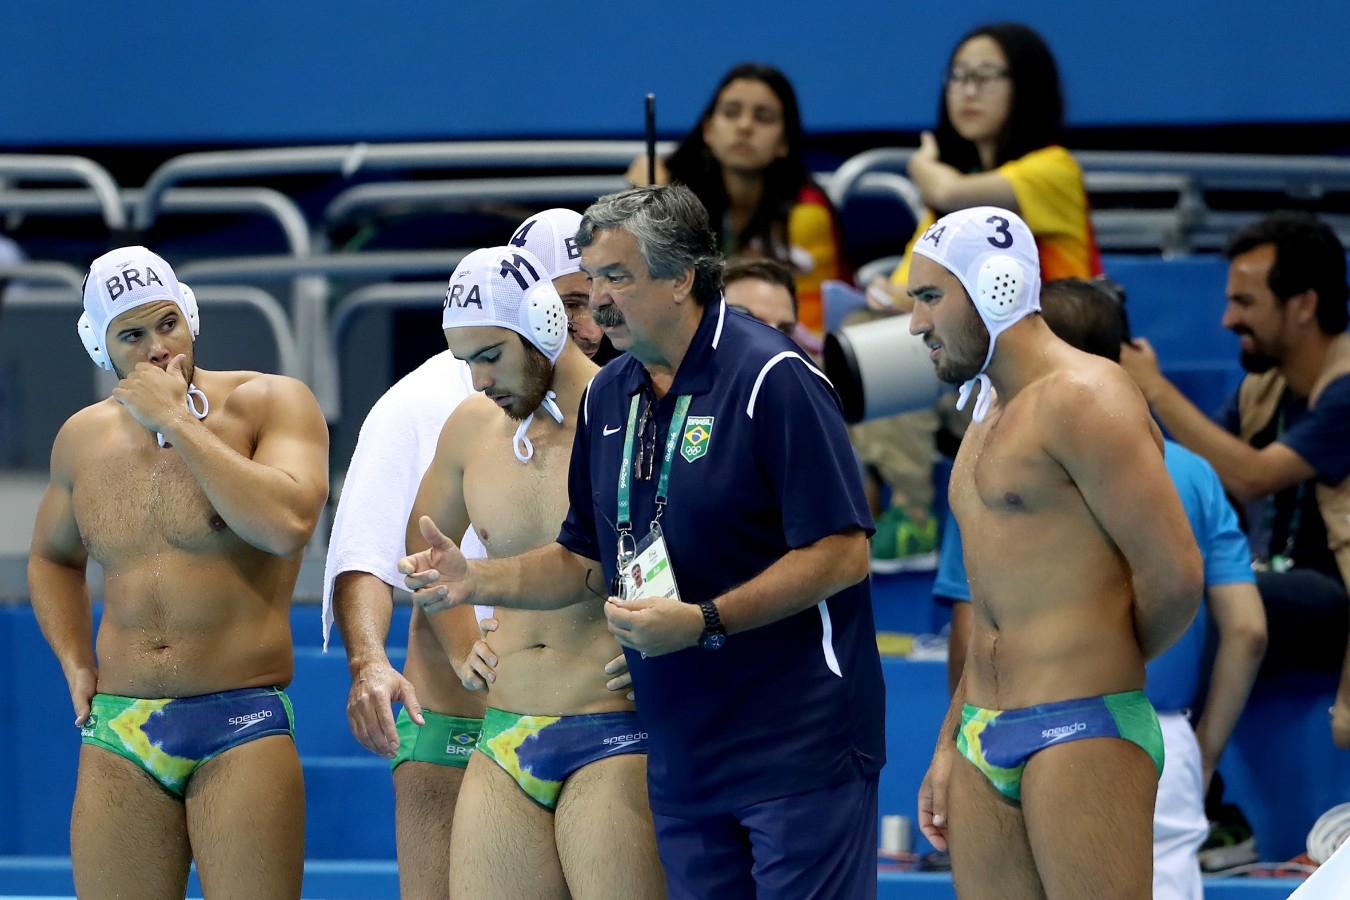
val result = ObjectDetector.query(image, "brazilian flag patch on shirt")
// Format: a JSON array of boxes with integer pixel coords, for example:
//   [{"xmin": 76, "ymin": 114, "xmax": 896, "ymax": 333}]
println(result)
[{"xmin": 681, "ymin": 416, "xmax": 714, "ymax": 462}]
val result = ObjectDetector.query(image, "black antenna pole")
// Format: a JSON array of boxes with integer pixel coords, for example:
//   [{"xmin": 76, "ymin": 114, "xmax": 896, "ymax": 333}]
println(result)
[{"xmin": 645, "ymin": 93, "xmax": 657, "ymax": 185}]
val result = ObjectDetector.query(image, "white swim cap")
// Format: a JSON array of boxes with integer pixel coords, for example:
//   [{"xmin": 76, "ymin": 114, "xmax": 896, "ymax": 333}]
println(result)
[
  {"xmin": 442, "ymin": 246, "xmax": 569, "ymax": 363},
  {"xmin": 79, "ymin": 246, "xmax": 199, "ymax": 370},
  {"xmin": 911, "ymin": 206, "xmax": 1041, "ymax": 421},
  {"xmin": 509, "ymin": 208, "xmax": 584, "ymax": 279}
]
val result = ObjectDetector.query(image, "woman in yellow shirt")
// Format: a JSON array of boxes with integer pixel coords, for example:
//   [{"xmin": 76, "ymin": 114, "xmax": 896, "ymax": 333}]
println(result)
[
  {"xmin": 880, "ymin": 22, "xmax": 1100, "ymax": 304},
  {"xmin": 860, "ymin": 24, "xmax": 1100, "ymax": 571}
]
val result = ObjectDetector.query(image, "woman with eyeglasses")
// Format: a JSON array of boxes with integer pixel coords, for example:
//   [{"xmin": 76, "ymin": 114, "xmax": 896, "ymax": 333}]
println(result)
[
  {"xmin": 873, "ymin": 22, "xmax": 1101, "ymax": 308},
  {"xmin": 628, "ymin": 62, "xmax": 848, "ymax": 355},
  {"xmin": 853, "ymin": 23, "xmax": 1102, "ymax": 575}
]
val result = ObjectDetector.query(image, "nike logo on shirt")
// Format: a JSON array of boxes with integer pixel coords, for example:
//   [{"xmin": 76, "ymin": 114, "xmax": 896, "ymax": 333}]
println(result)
[{"xmin": 602, "ymin": 425, "xmax": 621, "ymax": 436}]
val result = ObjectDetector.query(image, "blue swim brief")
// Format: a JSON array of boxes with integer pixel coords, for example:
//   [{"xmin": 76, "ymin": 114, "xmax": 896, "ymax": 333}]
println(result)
[
  {"xmin": 477, "ymin": 706, "xmax": 648, "ymax": 810},
  {"xmin": 955, "ymin": 690, "xmax": 1164, "ymax": 804},
  {"xmin": 79, "ymin": 686, "xmax": 295, "ymax": 797}
]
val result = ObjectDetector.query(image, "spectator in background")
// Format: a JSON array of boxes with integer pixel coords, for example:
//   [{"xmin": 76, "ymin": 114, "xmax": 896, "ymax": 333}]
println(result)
[
  {"xmin": 628, "ymin": 62, "xmax": 848, "ymax": 356},
  {"xmin": 879, "ymin": 22, "xmax": 1100, "ymax": 300},
  {"xmin": 1120, "ymin": 212, "xmax": 1350, "ymax": 745},
  {"xmin": 936, "ymin": 277, "xmax": 1268, "ymax": 897},
  {"xmin": 723, "ymin": 256, "xmax": 799, "ymax": 338},
  {"xmin": 855, "ymin": 22, "xmax": 1102, "ymax": 572}
]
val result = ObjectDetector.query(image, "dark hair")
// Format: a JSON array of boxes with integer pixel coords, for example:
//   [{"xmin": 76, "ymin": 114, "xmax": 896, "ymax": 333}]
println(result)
[
  {"xmin": 722, "ymin": 257, "xmax": 799, "ymax": 316},
  {"xmin": 935, "ymin": 23, "xmax": 1065, "ymax": 172},
  {"xmin": 1039, "ymin": 277, "xmax": 1130, "ymax": 362},
  {"xmin": 664, "ymin": 63, "xmax": 815, "ymax": 259},
  {"xmin": 1224, "ymin": 211, "xmax": 1349, "ymax": 335},
  {"xmin": 576, "ymin": 185, "xmax": 723, "ymax": 306}
]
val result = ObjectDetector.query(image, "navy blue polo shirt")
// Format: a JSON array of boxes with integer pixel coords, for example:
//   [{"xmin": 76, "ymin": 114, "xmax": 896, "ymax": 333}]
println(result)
[
  {"xmin": 1216, "ymin": 375, "xmax": 1350, "ymax": 577},
  {"xmin": 558, "ymin": 300, "xmax": 886, "ymax": 817}
]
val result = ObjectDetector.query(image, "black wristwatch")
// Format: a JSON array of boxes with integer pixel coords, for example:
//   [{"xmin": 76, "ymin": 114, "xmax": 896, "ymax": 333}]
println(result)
[{"xmin": 698, "ymin": 601, "xmax": 726, "ymax": 651}]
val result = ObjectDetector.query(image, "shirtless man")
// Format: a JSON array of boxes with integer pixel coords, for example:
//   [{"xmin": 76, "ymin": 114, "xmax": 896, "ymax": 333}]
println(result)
[
  {"xmin": 907, "ymin": 210, "xmax": 1203, "ymax": 898},
  {"xmin": 28, "ymin": 246, "xmax": 329, "ymax": 900},
  {"xmin": 410, "ymin": 245, "xmax": 663, "ymax": 899},
  {"xmin": 324, "ymin": 207, "xmax": 630, "ymax": 899}
]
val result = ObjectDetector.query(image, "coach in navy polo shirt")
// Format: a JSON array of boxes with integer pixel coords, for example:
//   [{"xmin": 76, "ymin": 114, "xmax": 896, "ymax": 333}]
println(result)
[{"xmin": 401, "ymin": 185, "xmax": 886, "ymax": 900}]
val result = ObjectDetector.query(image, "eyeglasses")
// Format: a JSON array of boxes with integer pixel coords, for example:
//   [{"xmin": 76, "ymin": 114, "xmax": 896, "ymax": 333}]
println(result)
[
  {"xmin": 634, "ymin": 394, "xmax": 656, "ymax": 481},
  {"xmin": 945, "ymin": 67, "xmax": 1010, "ymax": 92}
]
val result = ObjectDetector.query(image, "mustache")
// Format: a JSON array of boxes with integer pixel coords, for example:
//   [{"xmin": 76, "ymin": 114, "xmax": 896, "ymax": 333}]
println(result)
[{"xmin": 592, "ymin": 304, "xmax": 625, "ymax": 327}]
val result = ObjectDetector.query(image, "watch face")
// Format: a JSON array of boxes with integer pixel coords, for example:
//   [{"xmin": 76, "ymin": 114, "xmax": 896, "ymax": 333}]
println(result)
[{"xmin": 701, "ymin": 631, "xmax": 726, "ymax": 651}]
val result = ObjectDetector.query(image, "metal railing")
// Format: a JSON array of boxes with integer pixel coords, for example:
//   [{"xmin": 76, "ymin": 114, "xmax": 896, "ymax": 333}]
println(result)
[
  {"xmin": 133, "ymin": 139, "xmax": 674, "ymax": 232},
  {"xmin": 323, "ymin": 175, "xmax": 628, "ymax": 234},
  {"xmin": 0, "ymin": 155, "xmax": 126, "ymax": 232},
  {"xmin": 0, "ymin": 186, "xmax": 312, "ymax": 257},
  {"xmin": 329, "ymin": 281, "xmax": 446, "ymax": 349},
  {"xmin": 8, "ymin": 139, "xmax": 1350, "ymax": 427},
  {"xmin": 825, "ymin": 147, "xmax": 1350, "ymax": 256},
  {"xmin": 175, "ymin": 251, "xmax": 474, "ymax": 418},
  {"xmin": 2, "ymin": 283, "xmax": 302, "ymax": 397}
]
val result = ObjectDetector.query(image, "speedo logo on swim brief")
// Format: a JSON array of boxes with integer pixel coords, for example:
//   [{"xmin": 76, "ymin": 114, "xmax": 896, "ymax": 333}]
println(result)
[
  {"xmin": 228, "ymin": 709, "xmax": 274, "ymax": 733},
  {"xmin": 603, "ymin": 732, "xmax": 648, "ymax": 752},
  {"xmin": 1041, "ymin": 722, "xmax": 1087, "ymax": 740}
]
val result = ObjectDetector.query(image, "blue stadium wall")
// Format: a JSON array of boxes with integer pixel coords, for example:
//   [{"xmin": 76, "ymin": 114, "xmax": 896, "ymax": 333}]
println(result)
[{"xmin": 3, "ymin": 0, "xmax": 1347, "ymax": 147}]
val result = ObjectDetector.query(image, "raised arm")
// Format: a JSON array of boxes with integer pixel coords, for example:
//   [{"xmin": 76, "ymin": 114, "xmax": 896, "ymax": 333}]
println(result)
[
  {"xmin": 1120, "ymin": 339, "xmax": 1315, "ymax": 502},
  {"xmin": 153, "ymin": 369, "xmax": 329, "ymax": 557},
  {"xmin": 908, "ymin": 132, "xmax": 1019, "ymax": 214},
  {"xmin": 1048, "ymin": 370, "xmax": 1204, "ymax": 660},
  {"xmin": 27, "ymin": 420, "xmax": 98, "ymax": 725}
]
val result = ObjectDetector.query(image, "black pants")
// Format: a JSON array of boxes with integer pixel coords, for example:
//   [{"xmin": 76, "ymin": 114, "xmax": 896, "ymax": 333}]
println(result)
[{"xmin": 1256, "ymin": 566, "xmax": 1349, "ymax": 672}]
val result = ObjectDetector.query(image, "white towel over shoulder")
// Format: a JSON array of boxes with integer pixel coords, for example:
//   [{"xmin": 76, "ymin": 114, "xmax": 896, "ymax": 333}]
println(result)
[{"xmin": 320, "ymin": 350, "xmax": 485, "ymax": 650}]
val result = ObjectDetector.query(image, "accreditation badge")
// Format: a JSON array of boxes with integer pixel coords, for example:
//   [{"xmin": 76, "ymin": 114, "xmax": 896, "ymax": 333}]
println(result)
[{"xmin": 626, "ymin": 526, "xmax": 681, "ymax": 602}]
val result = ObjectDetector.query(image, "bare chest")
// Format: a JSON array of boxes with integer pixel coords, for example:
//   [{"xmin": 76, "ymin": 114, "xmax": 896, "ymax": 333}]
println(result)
[
  {"xmin": 462, "ymin": 434, "xmax": 573, "ymax": 557},
  {"xmin": 73, "ymin": 423, "xmax": 249, "ymax": 563},
  {"xmin": 950, "ymin": 407, "xmax": 1069, "ymax": 520}
]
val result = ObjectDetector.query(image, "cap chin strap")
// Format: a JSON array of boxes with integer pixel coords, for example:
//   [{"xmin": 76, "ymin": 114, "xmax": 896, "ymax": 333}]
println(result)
[
  {"xmin": 157, "ymin": 384, "xmax": 210, "ymax": 448},
  {"xmin": 512, "ymin": 390, "xmax": 564, "ymax": 463},
  {"xmin": 956, "ymin": 373, "xmax": 995, "ymax": 423},
  {"xmin": 956, "ymin": 330, "xmax": 1000, "ymax": 423}
]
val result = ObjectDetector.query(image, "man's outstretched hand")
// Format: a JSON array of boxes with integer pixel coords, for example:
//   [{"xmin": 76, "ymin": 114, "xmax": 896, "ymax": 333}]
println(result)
[{"xmin": 399, "ymin": 516, "xmax": 472, "ymax": 613}]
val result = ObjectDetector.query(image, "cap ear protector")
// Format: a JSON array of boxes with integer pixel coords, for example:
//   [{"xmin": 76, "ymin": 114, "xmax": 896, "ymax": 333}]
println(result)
[
  {"xmin": 975, "ymin": 255, "xmax": 1028, "ymax": 323},
  {"xmin": 523, "ymin": 277, "xmax": 568, "ymax": 359},
  {"xmin": 77, "ymin": 278, "xmax": 201, "ymax": 370},
  {"xmin": 489, "ymin": 250, "xmax": 568, "ymax": 359}
]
